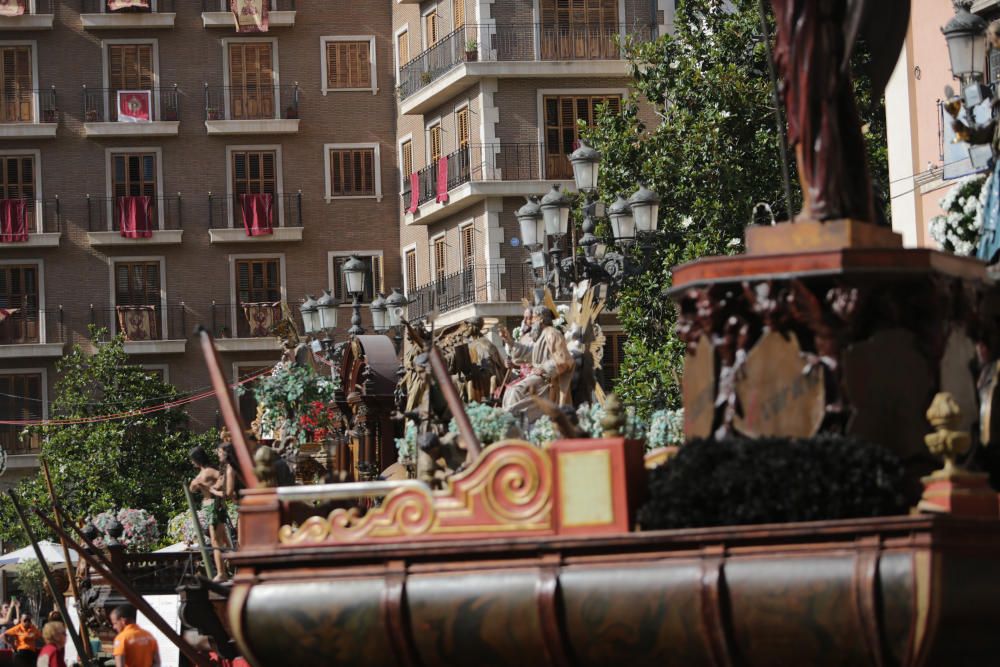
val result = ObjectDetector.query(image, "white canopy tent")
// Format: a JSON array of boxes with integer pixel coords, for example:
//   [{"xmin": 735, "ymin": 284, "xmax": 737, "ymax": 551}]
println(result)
[{"xmin": 0, "ymin": 541, "xmax": 78, "ymax": 571}]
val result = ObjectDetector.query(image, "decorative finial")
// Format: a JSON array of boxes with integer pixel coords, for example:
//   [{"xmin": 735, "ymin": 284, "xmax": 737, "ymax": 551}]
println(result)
[
  {"xmin": 602, "ymin": 394, "xmax": 626, "ymax": 438},
  {"xmin": 924, "ymin": 392, "xmax": 972, "ymax": 477}
]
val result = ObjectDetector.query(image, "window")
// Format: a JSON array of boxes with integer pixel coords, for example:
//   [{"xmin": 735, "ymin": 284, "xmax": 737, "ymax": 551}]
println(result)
[
  {"xmin": 114, "ymin": 260, "xmax": 162, "ymax": 341},
  {"xmin": 424, "ymin": 9, "xmax": 439, "ymax": 46},
  {"xmin": 433, "ymin": 236, "xmax": 446, "ymax": 282},
  {"xmin": 107, "ymin": 43, "xmax": 153, "ymax": 121},
  {"xmin": 0, "ymin": 46, "xmax": 32, "ymax": 123},
  {"xmin": 332, "ymin": 254, "xmax": 383, "ymax": 303},
  {"xmin": 601, "ymin": 331, "xmax": 627, "ymax": 390},
  {"xmin": 111, "ymin": 152, "xmax": 158, "ymax": 227},
  {"xmin": 324, "ymin": 39, "xmax": 372, "ymax": 91},
  {"xmin": 429, "ymin": 123, "xmax": 442, "ymax": 162},
  {"xmin": 404, "ymin": 248, "xmax": 417, "ymax": 293},
  {"xmin": 401, "ymin": 140, "xmax": 413, "ymax": 179},
  {"xmin": 232, "ymin": 149, "xmax": 276, "ymax": 196},
  {"xmin": 460, "ymin": 225, "xmax": 474, "ymax": 270},
  {"xmin": 0, "ymin": 372, "xmax": 42, "ymax": 455},
  {"xmin": 235, "ymin": 364, "xmax": 270, "ymax": 421},
  {"xmin": 539, "ymin": 0, "xmax": 619, "ymax": 60},
  {"xmin": 544, "ymin": 94, "xmax": 621, "ymax": 178},
  {"xmin": 0, "ymin": 155, "xmax": 35, "ymax": 232},
  {"xmin": 228, "ymin": 42, "xmax": 275, "ymax": 120},
  {"xmin": 0, "ymin": 264, "xmax": 38, "ymax": 344},
  {"xmin": 456, "ymin": 107, "xmax": 469, "ymax": 148},
  {"xmin": 454, "ymin": 0, "xmax": 464, "ymax": 29},
  {"xmin": 235, "ymin": 257, "xmax": 282, "ymax": 338},
  {"xmin": 328, "ymin": 147, "xmax": 375, "ymax": 197},
  {"xmin": 397, "ymin": 30, "xmax": 409, "ymax": 68}
]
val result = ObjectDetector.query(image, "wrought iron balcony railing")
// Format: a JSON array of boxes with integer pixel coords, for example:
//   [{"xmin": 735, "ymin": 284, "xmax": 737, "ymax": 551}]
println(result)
[
  {"xmin": 82, "ymin": 0, "xmax": 175, "ymax": 12},
  {"xmin": 0, "ymin": 306, "xmax": 65, "ymax": 346},
  {"xmin": 90, "ymin": 303, "xmax": 188, "ymax": 342},
  {"xmin": 207, "ymin": 192, "xmax": 302, "ymax": 229},
  {"xmin": 1, "ymin": 0, "xmax": 53, "ymax": 13},
  {"xmin": 0, "ymin": 199, "xmax": 61, "ymax": 241},
  {"xmin": 398, "ymin": 22, "xmax": 653, "ymax": 98},
  {"xmin": 204, "ymin": 84, "xmax": 299, "ymax": 121},
  {"xmin": 406, "ymin": 262, "xmax": 538, "ymax": 320},
  {"xmin": 82, "ymin": 86, "xmax": 179, "ymax": 122},
  {"xmin": 0, "ymin": 88, "xmax": 57, "ymax": 124},
  {"xmin": 210, "ymin": 301, "xmax": 290, "ymax": 340},
  {"xmin": 201, "ymin": 0, "xmax": 294, "ymax": 9},
  {"xmin": 85, "ymin": 194, "xmax": 183, "ymax": 233}
]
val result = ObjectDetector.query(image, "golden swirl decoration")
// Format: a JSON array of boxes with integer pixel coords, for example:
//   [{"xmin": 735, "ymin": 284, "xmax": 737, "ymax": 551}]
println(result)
[
  {"xmin": 278, "ymin": 515, "xmax": 332, "ymax": 545},
  {"xmin": 328, "ymin": 487, "xmax": 435, "ymax": 542}
]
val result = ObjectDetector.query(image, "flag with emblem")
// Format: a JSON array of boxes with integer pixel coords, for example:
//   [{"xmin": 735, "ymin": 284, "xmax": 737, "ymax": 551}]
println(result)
[{"xmin": 117, "ymin": 90, "xmax": 152, "ymax": 123}]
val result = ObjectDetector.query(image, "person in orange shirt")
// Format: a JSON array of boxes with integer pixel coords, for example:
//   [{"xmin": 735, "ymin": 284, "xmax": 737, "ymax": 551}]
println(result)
[
  {"xmin": 3, "ymin": 613, "xmax": 42, "ymax": 667},
  {"xmin": 110, "ymin": 605, "xmax": 160, "ymax": 667}
]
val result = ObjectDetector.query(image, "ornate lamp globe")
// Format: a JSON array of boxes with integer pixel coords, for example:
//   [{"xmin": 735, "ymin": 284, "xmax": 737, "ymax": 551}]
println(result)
[
  {"xmin": 628, "ymin": 183, "xmax": 661, "ymax": 234},
  {"xmin": 516, "ymin": 196, "xmax": 544, "ymax": 248},
  {"xmin": 300, "ymin": 294, "xmax": 319, "ymax": 334},
  {"xmin": 607, "ymin": 194, "xmax": 635, "ymax": 241},
  {"xmin": 369, "ymin": 293, "xmax": 388, "ymax": 332},
  {"xmin": 942, "ymin": 1, "xmax": 988, "ymax": 81},
  {"xmin": 386, "ymin": 288, "xmax": 409, "ymax": 327},
  {"xmin": 540, "ymin": 184, "xmax": 571, "ymax": 238},
  {"xmin": 316, "ymin": 289, "xmax": 339, "ymax": 330},
  {"xmin": 342, "ymin": 255, "xmax": 368, "ymax": 297},
  {"xmin": 569, "ymin": 140, "xmax": 601, "ymax": 193}
]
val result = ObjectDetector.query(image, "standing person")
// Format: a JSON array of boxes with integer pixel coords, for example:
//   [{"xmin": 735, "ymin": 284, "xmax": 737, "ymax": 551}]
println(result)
[
  {"xmin": 4, "ymin": 614, "xmax": 42, "ymax": 667},
  {"xmin": 110, "ymin": 605, "xmax": 159, "ymax": 667},
  {"xmin": 36, "ymin": 621, "xmax": 66, "ymax": 667},
  {"xmin": 0, "ymin": 599, "xmax": 19, "ymax": 637},
  {"xmin": 188, "ymin": 446, "xmax": 229, "ymax": 581}
]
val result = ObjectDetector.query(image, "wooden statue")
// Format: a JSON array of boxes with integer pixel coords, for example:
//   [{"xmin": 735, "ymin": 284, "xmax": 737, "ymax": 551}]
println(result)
[{"xmin": 770, "ymin": 0, "xmax": 909, "ymax": 222}]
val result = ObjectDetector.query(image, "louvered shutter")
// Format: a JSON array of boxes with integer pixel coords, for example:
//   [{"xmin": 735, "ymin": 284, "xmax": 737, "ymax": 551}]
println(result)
[
  {"xmin": 401, "ymin": 140, "xmax": 413, "ymax": 178},
  {"xmin": 454, "ymin": 0, "xmax": 464, "ymax": 29},
  {"xmin": 457, "ymin": 107, "xmax": 470, "ymax": 147},
  {"xmin": 405, "ymin": 250, "xmax": 417, "ymax": 293},
  {"xmin": 434, "ymin": 238, "xmax": 446, "ymax": 281},
  {"xmin": 429, "ymin": 125, "xmax": 442, "ymax": 162},
  {"xmin": 425, "ymin": 10, "xmax": 438, "ymax": 45},
  {"xmin": 0, "ymin": 46, "xmax": 31, "ymax": 122},
  {"xmin": 398, "ymin": 31, "xmax": 409, "ymax": 66},
  {"xmin": 461, "ymin": 225, "xmax": 474, "ymax": 270}
]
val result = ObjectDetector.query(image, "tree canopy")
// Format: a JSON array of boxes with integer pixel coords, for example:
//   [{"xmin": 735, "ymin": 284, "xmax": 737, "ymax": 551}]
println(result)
[{"xmin": 584, "ymin": 0, "xmax": 889, "ymax": 415}]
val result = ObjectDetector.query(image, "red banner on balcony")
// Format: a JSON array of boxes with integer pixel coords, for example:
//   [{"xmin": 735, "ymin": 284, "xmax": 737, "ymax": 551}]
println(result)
[
  {"xmin": 0, "ymin": 1, "xmax": 25, "ymax": 17},
  {"xmin": 0, "ymin": 199, "xmax": 28, "ymax": 243},
  {"xmin": 0, "ymin": 307, "xmax": 19, "ymax": 323},
  {"xmin": 117, "ymin": 90, "xmax": 152, "ymax": 123},
  {"xmin": 408, "ymin": 173, "xmax": 419, "ymax": 213},
  {"xmin": 242, "ymin": 302, "xmax": 281, "ymax": 337},
  {"xmin": 108, "ymin": 0, "xmax": 150, "ymax": 10},
  {"xmin": 240, "ymin": 193, "xmax": 274, "ymax": 236},
  {"xmin": 117, "ymin": 195, "xmax": 153, "ymax": 239},
  {"xmin": 116, "ymin": 305, "xmax": 157, "ymax": 342},
  {"xmin": 436, "ymin": 156, "xmax": 449, "ymax": 203},
  {"xmin": 231, "ymin": 0, "xmax": 268, "ymax": 33}
]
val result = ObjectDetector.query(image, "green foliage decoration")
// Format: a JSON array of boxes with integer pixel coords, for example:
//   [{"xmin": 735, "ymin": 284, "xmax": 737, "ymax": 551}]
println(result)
[{"xmin": 247, "ymin": 363, "xmax": 338, "ymax": 446}]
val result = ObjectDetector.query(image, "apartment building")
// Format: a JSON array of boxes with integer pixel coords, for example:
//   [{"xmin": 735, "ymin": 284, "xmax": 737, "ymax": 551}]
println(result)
[
  {"xmin": 393, "ymin": 0, "xmax": 670, "ymax": 387},
  {"xmin": 0, "ymin": 0, "xmax": 400, "ymax": 484}
]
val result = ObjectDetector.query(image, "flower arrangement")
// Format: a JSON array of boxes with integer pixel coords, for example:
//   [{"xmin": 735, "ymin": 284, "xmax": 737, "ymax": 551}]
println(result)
[
  {"xmin": 527, "ymin": 415, "xmax": 559, "ymax": 446},
  {"xmin": 647, "ymin": 408, "xmax": 685, "ymax": 450},
  {"xmin": 167, "ymin": 505, "xmax": 239, "ymax": 545},
  {"xmin": 930, "ymin": 174, "xmax": 985, "ymax": 256},
  {"xmin": 89, "ymin": 508, "xmax": 159, "ymax": 553},
  {"xmin": 298, "ymin": 400, "xmax": 340, "ymax": 442},
  {"xmin": 449, "ymin": 401, "xmax": 519, "ymax": 446},
  {"xmin": 576, "ymin": 402, "xmax": 647, "ymax": 441},
  {"xmin": 246, "ymin": 363, "xmax": 338, "ymax": 446}
]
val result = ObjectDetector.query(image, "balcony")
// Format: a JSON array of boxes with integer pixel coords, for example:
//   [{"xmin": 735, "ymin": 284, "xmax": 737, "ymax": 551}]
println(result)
[
  {"xmin": 91, "ymin": 303, "xmax": 188, "ymax": 354},
  {"xmin": 209, "ymin": 301, "xmax": 284, "ymax": 352},
  {"xmin": 0, "ymin": 88, "xmax": 58, "ymax": 138},
  {"xmin": 407, "ymin": 262, "xmax": 537, "ymax": 326},
  {"xmin": 0, "ymin": 0, "xmax": 54, "ymax": 29},
  {"xmin": 397, "ymin": 23, "xmax": 652, "ymax": 115},
  {"xmin": 81, "ymin": 0, "xmax": 176, "ymax": 29},
  {"xmin": 85, "ymin": 195, "xmax": 184, "ymax": 246},
  {"xmin": 204, "ymin": 84, "xmax": 299, "ymax": 134},
  {"xmin": 403, "ymin": 143, "xmax": 573, "ymax": 225},
  {"xmin": 201, "ymin": 0, "xmax": 296, "ymax": 29},
  {"xmin": 0, "ymin": 307, "xmax": 65, "ymax": 358},
  {"xmin": 0, "ymin": 199, "xmax": 62, "ymax": 247},
  {"xmin": 82, "ymin": 86, "xmax": 180, "ymax": 137},
  {"xmin": 208, "ymin": 192, "xmax": 302, "ymax": 243}
]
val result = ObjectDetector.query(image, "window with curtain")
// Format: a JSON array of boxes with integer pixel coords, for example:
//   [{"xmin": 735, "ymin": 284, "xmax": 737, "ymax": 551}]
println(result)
[
  {"xmin": 0, "ymin": 155, "xmax": 35, "ymax": 231},
  {"xmin": 107, "ymin": 43, "xmax": 154, "ymax": 121},
  {"xmin": 0, "ymin": 46, "xmax": 33, "ymax": 123},
  {"xmin": 235, "ymin": 258, "xmax": 282, "ymax": 337}
]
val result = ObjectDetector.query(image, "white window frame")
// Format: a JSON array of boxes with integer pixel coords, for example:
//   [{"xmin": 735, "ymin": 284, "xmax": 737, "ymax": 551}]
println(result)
[
  {"xmin": 0, "ymin": 367, "xmax": 48, "ymax": 425},
  {"xmin": 320, "ymin": 35, "xmax": 377, "ymax": 96},
  {"xmin": 100, "ymin": 38, "xmax": 162, "ymax": 122},
  {"xmin": 401, "ymin": 242, "xmax": 418, "ymax": 295},
  {"xmin": 536, "ymin": 87, "xmax": 627, "ymax": 179},
  {"xmin": 323, "ymin": 142, "xmax": 382, "ymax": 202},
  {"xmin": 0, "ymin": 149, "xmax": 43, "ymax": 234},
  {"xmin": 328, "ymin": 250, "xmax": 384, "ymax": 306},
  {"xmin": 228, "ymin": 253, "xmax": 287, "ymax": 338},
  {"xmin": 225, "ymin": 144, "xmax": 286, "ymax": 228},
  {"xmin": 397, "ymin": 132, "xmax": 413, "ymax": 194},
  {"xmin": 459, "ymin": 219, "xmax": 476, "ymax": 265},
  {"xmin": 0, "ymin": 258, "xmax": 47, "ymax": 344},
  {"xmin": 0, "ymin": 40, "xmax": 40, "ymax": 124},
  {"xmin": 107, "ymin": 255, "xmax": 169, "ymax": 340},
  {"xmin": 104, "ymin": 146, "xmax": 166, "ymax": 231},
  {"xmin": 142, "ymin": 363, "xmax": 170, "ymax": 384},
  {"xmin": 221, "ymin": 36, "xmax": 281, "ymax": 121},
  {"xmin": 394, "ymin": 24, "xmax": 410, "ymax": 73}
]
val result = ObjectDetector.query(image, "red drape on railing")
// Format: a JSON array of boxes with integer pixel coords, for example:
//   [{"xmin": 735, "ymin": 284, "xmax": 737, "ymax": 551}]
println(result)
[
  {"xmin": 0, "ymin": 307, "xmax": 20, "ymax": 323},
  {"xmin": 231, "ymin": 0, "xmax": 268, "ymax": 33},
  {"xmin": 116, "ymin": 305, "xmax": 158, "ymax": 341},
  {"xmin": 436, "ymin": 156, "xmax": 449, "ymax": 203},
  {"xmin": 0, "ymin": 200, "xmax": 28, "ymax": 243},
  {"xmin": 108, "ymin": 0, "xmax": 150, "ymax": 10},
  {"xmin": 0, "ymin": 1, "xmax": 26, "ymax": 17},
  {"xmin": 408, "ymin": 173, "xmax": 419, "ymax": 213},
  {"xmin": 117, "ymin": 195, "xmax": 153, "ymax": 238},
  {"xmin": 242, "ymin": 301, "xmax": 282, "ymax": 337},
  {"xmin": 240, "ymin": 193, "xmax": 274, "ymax": 236}
]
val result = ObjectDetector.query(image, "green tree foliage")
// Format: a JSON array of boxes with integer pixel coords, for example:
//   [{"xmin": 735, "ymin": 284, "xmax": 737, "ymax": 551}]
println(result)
[
  {"xmin": 584, "ymin": 0, "xmax": 888, "ymax": 415},
  {"xmin": 0, "ymin": 330, "xmax": 216, "ymax": 546}
]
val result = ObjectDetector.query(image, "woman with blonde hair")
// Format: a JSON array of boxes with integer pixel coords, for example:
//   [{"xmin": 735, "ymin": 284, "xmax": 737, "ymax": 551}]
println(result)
[{"xmin": 36, "ymin": 621, "xmax": 66, "ymax": 667}]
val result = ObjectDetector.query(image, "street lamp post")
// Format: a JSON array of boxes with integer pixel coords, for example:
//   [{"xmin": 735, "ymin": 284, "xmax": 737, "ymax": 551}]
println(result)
[
  {"xmin": 342, "ymin": 255, "xmax": 367, "ymax": 336},
  {"xmin": 369, "ymin": 287, "xmax": 409, "ymax": 351}
]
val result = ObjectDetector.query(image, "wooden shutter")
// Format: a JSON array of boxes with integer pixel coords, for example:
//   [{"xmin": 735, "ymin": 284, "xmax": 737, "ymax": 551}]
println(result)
[
  {"xmin": 115, "ymin": 261, "xmax": 160, "ymax": 307},
  {"xmin": 601, "ymin": 332, "xmax": 627, "ymax": 389},
  {"xmin": 235, "ymin": 258, "xmax": 281, "ymax": 304},
  {"xmin": 0, "ymin": 46, "xmax": 32, "ymax": 123},
  {"xmin": 0, "ymin": 156, "xmax": 35, "ymax": 230},
  {"xmin": 327, "ymin": 41, "xmax": 372, "ymax": 90},
  {"xmin": 454, "ymin": 0, "xmax": 464, "ymax": 29},
  {"xmin": 0, "ymin": 264, "xmax": 38, "ymax": 345},
  {"xmin": 371, "ymin": 255, "xmax": 383, "ymax": 296},
  {"xmin": 425, "ymin": 10, "xmax": 439, "ymax": 46},
  {"xmin": 398, "ymin": 31, "xmax": 410, "ymax": 66},
  {"xmin": 544, "ymin": 94, "xmax": 621, "ymax": 178},
  {"xmin": 461, "ymin": 225, "xmax": 474, "ymax": 270},
  {"xmin": 0, "ymin": 373, "xmax": 42, "ymax": 454},
  {"xmin": 232, "ymin": 150, "xmax": 276, "ymax": 195},
  {"xmin": 405, "ymin": 249, "xmax": 417, "ymax": 293},
  {"xmin": 401, "ymin": 140, "xmax": 413, "ymax": 179},
  {"xmin": 329, "ymin": 148, "xmax": 376, "ymax": 197},
  {"xmin": 433, "ymin": 237, "xmax": 446, "ymax": 281},
  {"xmin": 229, "ymin": 42, "xmax": 274, "ymax": 120},
  {"xmin": 429, "ymin": 124, "xmax": 442, "ymax": 162},
  {"xmin": 108, "ymin": 44, "xmax": 154, "ymax": 91},
  {"xmin": 456, "ymin": 107, "xmax": 470, "ymax": 148}
]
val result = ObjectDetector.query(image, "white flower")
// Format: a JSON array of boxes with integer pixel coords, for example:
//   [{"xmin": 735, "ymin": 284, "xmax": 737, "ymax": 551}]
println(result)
[
  {"xmin": 728, "ymin": 237, "xmax": 741, "ymax": 247},
  {"xmin": 680, "ymin": 215, "xmax": 693, "ymax": 228}
]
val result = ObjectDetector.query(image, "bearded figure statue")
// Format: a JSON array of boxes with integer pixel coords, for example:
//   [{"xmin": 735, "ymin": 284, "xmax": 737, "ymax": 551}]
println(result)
[{"xmin": 499, "ymin": 305, "xmax": 574, "ymax": 423}]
